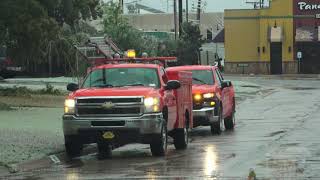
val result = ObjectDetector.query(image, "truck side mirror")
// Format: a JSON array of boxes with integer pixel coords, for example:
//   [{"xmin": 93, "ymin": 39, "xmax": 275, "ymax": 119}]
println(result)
[
  {"xmin": 221, "ymin": 80, "xmax": 232, "ymax": 89},
  {"xmin": 67, "ymin": 83, "xmax": 79, "ymax": 92},
  {"xmin": 165, "ymin": 80, "xmax": 181, "ymax": 90}
]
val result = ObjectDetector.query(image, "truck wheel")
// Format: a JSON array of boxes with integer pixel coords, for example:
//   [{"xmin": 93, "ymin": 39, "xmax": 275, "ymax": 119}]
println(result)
[
  {"xmin": 174, "ymin": 113, "xmax": 189, "ymax": 150},
  {"xmin": 150, "ymin": 122, "xmax": 167, "ymax": 157},
  {"xmin": 97, "ymin": 142, "xmax": 112, "ymax": 160},
  {"xmin": 65, "ymin": 136, "xmax": 82, "ymax": 158},
  {"xmin": 224, "ymin": 110, "xmax": 235, "ymax": 130},
  {"xmin": 174, "ymin": 127, "xmax": 188, "ymax": 150},
  {"xmin": 211, "ymin": 107, "xmax": 222, "ymax": 135}
]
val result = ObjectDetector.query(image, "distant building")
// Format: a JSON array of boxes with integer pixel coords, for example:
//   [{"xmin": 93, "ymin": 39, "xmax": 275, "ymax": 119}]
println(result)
[
  {"xmin": 125, "ymin": 13, "xmax": 225, "ymax": 65},
  {"xmin": 224, "ymin": 0, "xmax": 320, "ymax": 74}
]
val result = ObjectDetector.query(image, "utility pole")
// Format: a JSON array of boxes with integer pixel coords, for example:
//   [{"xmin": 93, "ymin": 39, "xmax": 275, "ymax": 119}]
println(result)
[
  {"xmin": 119, "ymin": 0, "xmax": 124, "ymax": 13},
  {"xmin": 174, "ymin": 0, "xmax": 178, "ymax": 40},
  {"xmin": 197, "ymin": 0, "xmax": 201, "ymax": 22},
  {"xmin": 186, "ymin": 0, "xmax": 189, "ymax": 22},
  {"xmin": 178, "ymin": 0, "xmax": 183, "ymax": 37},
  {"xmin": 215, "ymin": 25, "xmax": 219, "ymax": 60}
]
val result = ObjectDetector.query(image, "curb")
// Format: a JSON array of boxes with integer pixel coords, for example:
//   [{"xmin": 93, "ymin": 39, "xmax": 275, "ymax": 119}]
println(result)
[{"xmin": 224, "ymin": 74, "xmax": 320, "ymax": 80}]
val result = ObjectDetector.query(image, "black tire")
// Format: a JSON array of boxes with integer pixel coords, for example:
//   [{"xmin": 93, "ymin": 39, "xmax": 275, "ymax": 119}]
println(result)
[
  {"xmin": 150, "ymin": 122, "xmax": 167, "ymax": 157},
  {"xmin": 210, "ymin": 106, "xmax": 222, "ymax": 135},
  {"xmin": 65, "ymin": 136, "xmax": 82, "ymax": 158},
  {"xmin": 97, "ymin": 142, "xmax": 112, "ymax": 160},
  {"xmin": 174, "ymin": 112, "xmax": 189, "ymax": 150},
  {"xmin": 224, "ymin": 110, "xmax": 235, "ymax": 130}
]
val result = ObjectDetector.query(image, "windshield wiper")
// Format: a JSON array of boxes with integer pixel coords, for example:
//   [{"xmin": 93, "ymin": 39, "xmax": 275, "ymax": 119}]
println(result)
[
  {"xmin": 192, "ymin": 77, "xmax": 208, "ymax": 85},
  {"xmin": 93, "ymin": 84, "xmax": 114, "ymax": 88},
  {"xmin": 123, "ymin": 83, "xmax": 145, "ymax": 87}
]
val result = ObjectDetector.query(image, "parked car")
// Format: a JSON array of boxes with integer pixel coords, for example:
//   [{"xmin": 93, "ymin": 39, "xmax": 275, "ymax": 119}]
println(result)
[
  {"xmin": 0, "ymin": 57, "xmax": 22, "ymax": 79},
  {"xmin": 166, "ymin": 65, "xmax": 235, "ymax": 134}
]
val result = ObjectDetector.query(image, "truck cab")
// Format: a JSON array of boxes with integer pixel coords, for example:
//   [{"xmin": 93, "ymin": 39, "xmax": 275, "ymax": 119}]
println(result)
[
  {"xmin": 166, "ymin": 65, "xmax": 235, "ymax": 135},
  {"xmin": 63, "ymin": 60, "xmax": 193, "ymax": 158}
]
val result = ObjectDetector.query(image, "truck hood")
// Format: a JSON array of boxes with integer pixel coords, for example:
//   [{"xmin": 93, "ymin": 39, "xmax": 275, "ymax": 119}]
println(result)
[
  {"xmin": 69, "ymin": 87, "xmax": 160, "ymax": 98},
  {"xmin": 192, "ymin": 84, "xmax": 215, "ymax": 94}
]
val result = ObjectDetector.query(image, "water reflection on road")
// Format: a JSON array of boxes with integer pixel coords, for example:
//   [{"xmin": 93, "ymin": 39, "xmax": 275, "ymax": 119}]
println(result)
[{"xmin": 204, "ymin": 146, "xmax": 218, "ymax": 177}]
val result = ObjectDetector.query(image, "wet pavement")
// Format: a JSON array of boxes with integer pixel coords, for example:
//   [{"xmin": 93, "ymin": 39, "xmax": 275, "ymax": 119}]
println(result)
[{"xmin": 1, "ymin": 77, "xmax": 320, "ymax": 179}]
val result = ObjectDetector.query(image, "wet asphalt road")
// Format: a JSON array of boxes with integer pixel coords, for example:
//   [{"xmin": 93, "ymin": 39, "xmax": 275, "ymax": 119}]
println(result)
[{"xmin": 3, "ymin": 77, "xmax": 320, "ymax": 179}]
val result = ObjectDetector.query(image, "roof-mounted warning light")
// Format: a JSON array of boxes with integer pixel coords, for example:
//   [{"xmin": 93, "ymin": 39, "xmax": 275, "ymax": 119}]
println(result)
[{"xmin": 126, "ymin": 49, "xmax": 136, "ymax": 58}]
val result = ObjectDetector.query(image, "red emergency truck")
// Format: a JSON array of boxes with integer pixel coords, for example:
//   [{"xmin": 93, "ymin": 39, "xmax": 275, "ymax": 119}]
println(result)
[
  {"xmin": 63, "ymin": 56, "xmax": 193, "ymax": 158},
  {"xmin": 167, "ymin": 65, "xmax": 236, "ymax": 135}
]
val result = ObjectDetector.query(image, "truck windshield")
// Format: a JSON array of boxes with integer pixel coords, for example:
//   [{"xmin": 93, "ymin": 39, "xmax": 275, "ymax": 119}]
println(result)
[
  {"xmin": 190, "ymin": 70, "xmax": 214, "ymax": 85},
  {"xmin": 82, "ymin": 68, "xmax": 160, "ymax": 88}
]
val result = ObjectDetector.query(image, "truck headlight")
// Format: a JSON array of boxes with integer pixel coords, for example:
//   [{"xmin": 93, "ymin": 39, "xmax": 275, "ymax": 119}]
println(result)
[
  {"xmin": 64, "ymin": 99, "xmax": 75, "ymax": 114},
  {"xmin": 194, "ymin": 94, "xmax": 202, "ymax": 101},
  {"xmin": 203, "ymin": 93, "xmax": 215, "ymax": 99},
  {"xmin": 144, "ymin": 97, "xmax": 160, "ymax": 113}
]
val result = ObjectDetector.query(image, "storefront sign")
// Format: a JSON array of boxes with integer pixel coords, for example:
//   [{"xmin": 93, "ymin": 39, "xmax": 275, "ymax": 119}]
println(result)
[
  {"xmin": 298, "ymin": 2, "xmax": 320, "ymax": 11},
  {"xmin": 297, "ymin": 51, "xmax": 303, "ymax": 59},
  {"xmin": 294, "ymin": 0, "xmax": 320, "ymax": 15}
]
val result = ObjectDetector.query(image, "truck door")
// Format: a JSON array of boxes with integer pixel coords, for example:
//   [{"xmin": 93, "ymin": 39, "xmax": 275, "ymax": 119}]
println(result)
[{"xmin": 214, "ymin": 69, "xmax": 231, "ymax": 118}]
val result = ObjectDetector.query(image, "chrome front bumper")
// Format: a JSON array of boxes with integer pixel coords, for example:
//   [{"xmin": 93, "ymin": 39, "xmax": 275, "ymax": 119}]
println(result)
[
  {"xmin": 63, "ymin": 113, "xmax": 164, "ymax": 136},
  {"xmin": 193, "ymin": 107, "xmax": 219, "ymax": 125}
]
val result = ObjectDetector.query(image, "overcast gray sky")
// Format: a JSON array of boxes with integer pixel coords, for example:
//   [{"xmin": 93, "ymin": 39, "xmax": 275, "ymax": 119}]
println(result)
[{"xmin": 123, "ymin": 0, "xmax": 253, "ymax": 13}]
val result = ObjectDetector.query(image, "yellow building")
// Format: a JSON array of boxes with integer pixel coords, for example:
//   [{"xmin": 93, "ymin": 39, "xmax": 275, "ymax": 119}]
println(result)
[{"xmin": 224, "ymin": 0, "xmax": 296, "ymax": 74}]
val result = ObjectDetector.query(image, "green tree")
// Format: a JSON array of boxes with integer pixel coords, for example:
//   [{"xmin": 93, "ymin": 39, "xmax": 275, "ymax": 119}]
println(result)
[
  {"xmin": 177, "ymin": 22, "xmax": 203, "ymax": 65},
  {"xmin": 0, "ymin": 0, "xmax": 101, "ymax": 75},
  {"xmin": 0, "ymin": 0, "xmax": 60, "ymax": 72},
  {"xmin": 102, "ymin": 2, "xmax": 158, "ymax": 56}
]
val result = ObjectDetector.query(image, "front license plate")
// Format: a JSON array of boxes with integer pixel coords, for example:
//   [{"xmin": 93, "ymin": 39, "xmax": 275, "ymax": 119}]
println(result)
[{"xmin": 102, "ymin": 131, "xmax": 115, "ymax": 140}]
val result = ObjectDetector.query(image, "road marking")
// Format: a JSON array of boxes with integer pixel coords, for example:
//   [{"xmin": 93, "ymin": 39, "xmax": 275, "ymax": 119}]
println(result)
[{"xmin": 49, "ymin": 155, "xmax": 61, "ymax": 164}]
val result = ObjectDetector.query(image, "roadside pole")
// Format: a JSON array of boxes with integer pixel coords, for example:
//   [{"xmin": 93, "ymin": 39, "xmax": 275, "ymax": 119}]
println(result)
[
  {"xmin": 297, "ymin": 51, "xmax": 302, "ymax": 74},
  {"xmin": 174, "ymin": 0, "xmax": 177, "ymax": 40},
  {"xmin": 206, "ymin": 50, "xmax": 209, "ymax": 65},
  {"xmin": 298, "ymin": 58, "xmax": 301, "ymax": 74}
]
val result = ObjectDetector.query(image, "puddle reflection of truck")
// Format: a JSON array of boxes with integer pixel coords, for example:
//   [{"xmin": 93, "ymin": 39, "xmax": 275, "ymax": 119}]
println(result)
[{"xmin": 63, "ymin": 57, "xmax": 193, "ymax": 158}]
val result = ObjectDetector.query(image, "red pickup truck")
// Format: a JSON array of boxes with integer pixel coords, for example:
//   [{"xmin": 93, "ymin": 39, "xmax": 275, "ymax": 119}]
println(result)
[
  {"xmin": 63, "ymin": 59, "xmax": 193, "ymax": 158},
  {"xmin": 167, "ymin": 65, "xmax": 235, "ymax": 135}
]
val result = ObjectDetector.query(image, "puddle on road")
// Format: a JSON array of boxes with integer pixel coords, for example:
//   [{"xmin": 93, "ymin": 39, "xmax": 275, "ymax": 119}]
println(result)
[
  {"xmin": 240, "ymin": 85, "xmax": 261, "ymax": 88},
  {"xmin": 280, "ymin": 143, "xmax": 300, "ymax": 147},
  {"xmin": 258, "ymin": 159, "xmax": 301, "ymax": 173},
  {"xmin": 265, "ymin": 130, "xmax": 286, "ymax": 137},
  {"xmin": 287, "ymin": 87, "xmax": 319, "ymax": 91}
]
